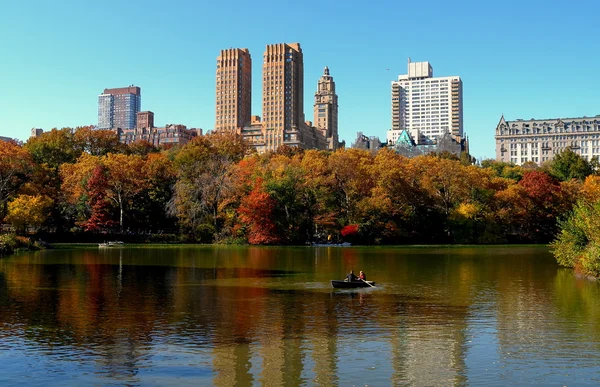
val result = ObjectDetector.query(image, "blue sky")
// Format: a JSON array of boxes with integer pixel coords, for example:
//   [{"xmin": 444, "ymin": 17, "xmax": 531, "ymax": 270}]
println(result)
[{"xmin": 1, "ymin": 0, "xmax": 599, "ymax": 159}]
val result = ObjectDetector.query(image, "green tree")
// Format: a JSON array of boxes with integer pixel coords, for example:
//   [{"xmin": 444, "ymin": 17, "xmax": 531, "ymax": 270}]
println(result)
[
  {"xmin": 24, "ymin": 128, "xmax": 81, "ymax": 169},
  {"xmin": 548, "ymin": 147, "xmax": 592, "ymax": 182},
  {"xmin": 551, "ymin": 199, "xmax": 600, "ymax": 277}
]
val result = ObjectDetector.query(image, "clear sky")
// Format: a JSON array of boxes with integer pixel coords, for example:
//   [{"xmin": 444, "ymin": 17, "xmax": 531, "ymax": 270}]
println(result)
[{"xmin": 1, "ymin": 0, "xmax": 599, "ymax": 159}]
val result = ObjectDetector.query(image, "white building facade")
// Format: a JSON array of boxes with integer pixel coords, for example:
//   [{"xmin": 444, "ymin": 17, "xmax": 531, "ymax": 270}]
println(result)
[
  {"xmin": 389, "ymin": 59, "xmax": 462, "ymax": 145},
  {"xmin": 495, "ymin": 115, "xmax": 600, "ymax": 165}
]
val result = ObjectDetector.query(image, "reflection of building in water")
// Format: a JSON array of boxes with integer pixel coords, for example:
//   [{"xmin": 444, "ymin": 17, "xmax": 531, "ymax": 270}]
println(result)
[{"xmin": 387, "ymin": 305, "xmax": 468, "ymax": 386}]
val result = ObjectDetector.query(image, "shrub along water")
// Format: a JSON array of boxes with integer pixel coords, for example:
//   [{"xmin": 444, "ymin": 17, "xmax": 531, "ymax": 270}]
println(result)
[{"xmin": 0, "ymin": 234, "xmax": 43, "ymax": 258}]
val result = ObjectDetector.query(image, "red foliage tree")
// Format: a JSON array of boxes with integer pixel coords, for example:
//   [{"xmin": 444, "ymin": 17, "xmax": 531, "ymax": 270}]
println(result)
[
  {"xmin": 238, "ymin": 184, "xmax": 280, "ymax": 245},
  {"xmin": 516, "ymin": 170, "xmax": 569, "ymax": 241},
  {"xmin": 82, "ymin": 165, "xmax": 117, "ymax": 232},
  {"xmin": 341, "ymin": 224, "xmax": 359, "ymax": 237}
]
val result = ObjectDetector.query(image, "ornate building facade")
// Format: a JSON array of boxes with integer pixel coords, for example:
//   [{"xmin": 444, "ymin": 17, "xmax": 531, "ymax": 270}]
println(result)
[
  {"xmin": 313, "ymin": 66, "xmax": 339, "ymax": 150},
  {"xmin": 495, "ymin": 115, "xmax": 600, "ymax": 165}
]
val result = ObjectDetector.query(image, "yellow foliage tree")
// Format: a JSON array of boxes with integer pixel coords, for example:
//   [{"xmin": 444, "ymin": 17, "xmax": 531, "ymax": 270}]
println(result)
[{"xmin": 5, "ymin": 194, "xmax": 53, "ymax": 233}]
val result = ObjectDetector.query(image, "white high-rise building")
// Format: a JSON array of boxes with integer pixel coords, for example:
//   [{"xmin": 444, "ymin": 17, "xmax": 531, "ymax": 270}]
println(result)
[{"xmin": 388, "ymin": 59, "xmax": 463, "ymax": 145}]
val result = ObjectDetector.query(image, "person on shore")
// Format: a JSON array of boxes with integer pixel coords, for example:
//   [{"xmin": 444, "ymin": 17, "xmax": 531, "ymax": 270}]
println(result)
[
  {"xmin": 359, "ymin": 271, "xmax": 367, "ymax": 281},
  {"xmin": 346, "ymin": 270, "xmax": 357, "ymax": 282}
]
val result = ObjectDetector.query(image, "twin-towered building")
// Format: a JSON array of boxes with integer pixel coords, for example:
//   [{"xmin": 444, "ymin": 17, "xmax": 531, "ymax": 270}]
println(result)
[
  {"xmin": 96, "ymin": 43, "xmax": 340, "ymax": 152},
  {"xmin": 216, "ymin": 43, "xmax": 340, "ymax": 153}
]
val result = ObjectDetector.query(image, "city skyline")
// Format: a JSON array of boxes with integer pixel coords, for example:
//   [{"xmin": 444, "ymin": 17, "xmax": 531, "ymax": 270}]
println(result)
[{"xmin": 1, "ymin": 0, "xmax": 600, "ymax": 160}]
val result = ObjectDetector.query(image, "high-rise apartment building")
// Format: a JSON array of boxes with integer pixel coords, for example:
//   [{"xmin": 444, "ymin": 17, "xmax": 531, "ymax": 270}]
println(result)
[
  {"xmin": 218, "ymin": 43, "xmax": 331, "ymax": 153},
  {"xmin": 389, "ymin": 60, "xmax": 462, "ymax": 145},
  {"xmin": 314, "ymin": 66, "xmax": 339, "ymax": 150},
  {"xmin": 495, "ymin": 115, "xmax": 600, "ymax": 165},
  {"xmin": 215, "ymin": 48, "xmax": 252, "ymax": 132},
  {"xmin": 262, "ymin": 43, "xmax": 305, "ymax": 150},
  {"xmin": 98, "ymin": 86, "xmax": 141, "ymax": 130}
]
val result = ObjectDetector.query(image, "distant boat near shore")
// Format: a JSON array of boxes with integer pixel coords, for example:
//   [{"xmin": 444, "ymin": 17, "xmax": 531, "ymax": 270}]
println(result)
[
  {"xmin": 311, "ymin": 242, "xmax": 352, "ymax": 247},
  {"xmin": 98, "ymin": 241, "xmax": 124, "ymax": 248}
]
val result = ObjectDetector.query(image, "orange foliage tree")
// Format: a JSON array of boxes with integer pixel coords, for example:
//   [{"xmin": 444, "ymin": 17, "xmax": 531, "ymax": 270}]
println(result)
[{"xmin": 238, "ymin": 181, "xmax": 280, "ymax": 244}]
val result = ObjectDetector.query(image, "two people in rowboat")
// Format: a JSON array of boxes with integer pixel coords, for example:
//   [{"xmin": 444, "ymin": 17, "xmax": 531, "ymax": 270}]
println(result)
[{"xmin": 345, "ymin": 270, "xmax": 367, "ymax": 282}]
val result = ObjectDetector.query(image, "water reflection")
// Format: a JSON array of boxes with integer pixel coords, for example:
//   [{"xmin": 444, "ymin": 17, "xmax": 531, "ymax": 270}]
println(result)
[{"xmin": 0, "ymin": 246, "xmax": 599, "ymax": 385}]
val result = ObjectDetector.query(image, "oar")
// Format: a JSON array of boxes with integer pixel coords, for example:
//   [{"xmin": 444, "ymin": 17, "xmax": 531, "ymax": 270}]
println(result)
[{"xmin": 360, "ymin": 277, "xmax": 375, "ymax": 288}]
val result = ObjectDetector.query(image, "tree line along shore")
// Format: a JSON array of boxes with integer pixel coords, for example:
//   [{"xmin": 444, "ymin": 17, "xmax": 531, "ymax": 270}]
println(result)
[{"xmin": 1, "ymin": 127, "xmax": 598, "ymax": 276}]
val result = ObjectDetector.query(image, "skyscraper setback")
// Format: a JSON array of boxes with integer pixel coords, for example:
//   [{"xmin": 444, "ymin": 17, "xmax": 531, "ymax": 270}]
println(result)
[
  {"xmin": 215, "ymin": 43, "xmax": 339, "ymax": 152},
  {"xmin": 262, "ymin": 43, "xmax": 304, "ymax": 149},
  {"xmin": 98, "ymin": 86, "xmax": 141, "ymax": 130},
  {"xmin": 215, "ymin": 48, "xmax": 252, "ymax": 132}
]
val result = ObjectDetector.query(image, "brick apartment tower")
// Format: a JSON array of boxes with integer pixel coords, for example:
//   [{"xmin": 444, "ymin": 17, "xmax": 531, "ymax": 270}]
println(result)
[
  {"xmin": 98, "ymin": 86, "xmax": 141, "ymax": 129},
  {"xmin": 262, "ymin": 43, "xmax": 304, "ymax": 151},
  {"xmin": 136, "ymin": 111, "xmax": 154, "ymax": 129},
  {"xmin": 314, "ymin": 66, "xmax": 339, "ymax": 150},
  {"xmin": 215, "ymin": 48, "xmax": 252, "ymax": 132}
]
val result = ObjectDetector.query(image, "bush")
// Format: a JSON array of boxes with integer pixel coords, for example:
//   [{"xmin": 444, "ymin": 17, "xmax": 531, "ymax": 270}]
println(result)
[{"xmin": 0, "ymin": 234, "xmax": 40, "ymax": 257}]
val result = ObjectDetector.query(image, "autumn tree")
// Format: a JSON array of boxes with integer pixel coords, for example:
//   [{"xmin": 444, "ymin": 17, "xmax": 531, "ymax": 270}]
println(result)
[
  {"xmin": 102, "ymin": 153, "xmax": 147, "ymax": 233},
  {"xmin": 127, "ymin": 140, "xmax": 159, "ymax": 156},
  {"xmin": 60, "ymin": 153, "xmax": 102, "ymax": 228},
  {"xmin": 169, "ymin": 132, "xmax": 250, "ymax": 241},
  {"xmin": 80, "ymin": 165, "xmax": 116, "ymax": 232},
  {"xmin": 238, "ymin": 181, "xmax": 280, "ymax": 244},
  {"xmin": 327, "ymin": 148, "xmax": 375, "ymax": 226},
  {"xmin": 132, "ymin": 152, "xmax": 177, "ymax": 231},
  {"xmin": 5, "ymin": 194, "xmax": 53, "ymax": 234},
  {"xmin": 73, "ymin": 126, "xmax": 123, "ymax": 156},
  {"xmin": 24, "ymin": 128, "xmax": 81, "ymax": 169},
  {"xmin": 517, "ymin": 171, "xmax": 571, "ymax": 242},
  {"xmin": 262, "ymin": 154, "xmax": 316, "ymax": 244},
  {"xmin": 0, "ymin": 141, "xmax": 33, "ymax": 219}
]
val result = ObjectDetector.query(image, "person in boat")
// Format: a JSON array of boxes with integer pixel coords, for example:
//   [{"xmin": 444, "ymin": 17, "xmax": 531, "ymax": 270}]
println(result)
[
  {"xmin": 359, "ymin": 271, "xmax": 367, "ymax": 281},
  {"xmin": 346, "ymin": 270, "xmax": 358, "ymax": 282}
]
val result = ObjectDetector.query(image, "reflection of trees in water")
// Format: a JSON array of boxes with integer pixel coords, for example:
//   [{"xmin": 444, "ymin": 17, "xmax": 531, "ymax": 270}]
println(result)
[{"xmin": 0, "ymin": 252, "xmax": 475, "ymax": 385}]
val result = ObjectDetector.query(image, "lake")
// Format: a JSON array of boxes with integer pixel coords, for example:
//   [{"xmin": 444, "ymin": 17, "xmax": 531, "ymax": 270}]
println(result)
[{"xmin": 0, "ymin": 245, "xmax": 599, "ymax": 386}]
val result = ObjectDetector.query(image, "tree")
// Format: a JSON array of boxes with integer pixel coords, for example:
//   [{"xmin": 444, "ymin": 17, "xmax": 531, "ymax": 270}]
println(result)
[
  {"xmin": 516, "ymin": 171, "xmax": 572, "ymax": 242},
  {"xmin": 127, "ymin": 140, "xmax": 159, "ymax": 156},
  {"xmin": 327, "ymin": 148, "xmax": 375, "ymax": 225},
  {"xmin": 24, "ymin": 128, "xmax": 81, "ymax": 169},
  {"xmin": 0, "ymin": 141, "xmax": 32, "ymax": 219},
  {"xmin": 80, "ymin": 165, "xmax": 116, "ymax": 232},
  {"xmin": 102, "ymin": 153, "xmax": 147, "ymax": 233},
  {"xmin": 548, "ymin": 147, "xmax": 592, "ymax": 182},
  {"xmin": 238, "ymin": 181, "xmax": 280, "ymax": 244},
  {"xmin": 551, "ymin": 200, "xmax": 600, "ymax": 277},
  {"xmin": 73, "ymin": 126, "xmax": 123, "ymax": 156},
  {"xmin": 5, "ymin": 194, "xmax": 53, "ymax": 233},
  {"xmin": 169, "ymin": 132, "xmax": 250, "ymax": 240}
]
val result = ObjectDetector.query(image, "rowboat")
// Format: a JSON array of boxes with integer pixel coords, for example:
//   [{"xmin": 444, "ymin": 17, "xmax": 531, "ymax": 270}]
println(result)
[
  {"xmin": 98, "ymin": 241, "xmax": 124, "ymax": 248},
  {"xmin": 331, "ymin": 280, "xmax": 375, "ymax": 288}
]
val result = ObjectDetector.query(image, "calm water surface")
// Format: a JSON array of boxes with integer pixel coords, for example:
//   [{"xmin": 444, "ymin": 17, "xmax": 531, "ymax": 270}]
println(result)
[{"xmin": 0, "ymin": 245, "xmax": 599, "ymax": 386}]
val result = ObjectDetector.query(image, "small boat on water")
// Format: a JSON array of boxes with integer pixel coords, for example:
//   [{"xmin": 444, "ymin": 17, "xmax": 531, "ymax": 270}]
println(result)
[
  {"xmin": 98, "ymin": 241, "xmax": 124, "ymax": 248},
  {"xmin": 312, "ymin": 242, "xmax": 352, "ymax": 247},
  {"xmin": 331, "ymin": 280, "xmax": 375, "ymax": 288}
]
